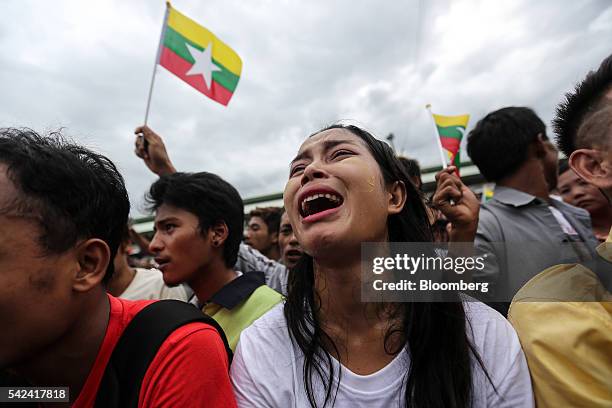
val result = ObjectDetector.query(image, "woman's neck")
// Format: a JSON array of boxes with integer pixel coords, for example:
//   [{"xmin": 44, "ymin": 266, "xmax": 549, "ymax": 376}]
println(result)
[
  {"xmin": 313, "ymin": 258, "xmax": 403, "ymax": 374},
  {"xmin": 314, "ymin": 258, "xmax": 377, "ymax": 326}
]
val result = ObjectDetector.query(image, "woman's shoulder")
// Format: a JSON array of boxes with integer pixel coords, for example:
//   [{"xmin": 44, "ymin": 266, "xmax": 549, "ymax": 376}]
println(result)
[
  {"xmin": 463, "ymin": 299, "xmax": 507, "ymax": 325},
  {"xmin": 463, "ymin": 299, "xmax": 533, "ymax": 406},
  {"xmin": 235, "ymin": 302, "xmax": 291, "ymax": 354},
  {"xmin": 231, "ymin": 303, "xmax": 298, "ymax": 406},
  {"xmin": 463, "ymin": 300, "xmax": 518, "ymax": 347},
  {"xmin": 244, "ymin": 301, "xmax": 287, "ymax": 330}
]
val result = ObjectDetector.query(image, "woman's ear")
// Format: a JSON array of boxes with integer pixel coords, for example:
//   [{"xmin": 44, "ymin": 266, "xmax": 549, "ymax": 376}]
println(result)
[
  {"xmin": 388, "ymin": 180, "xmax": 407, "ymax": 215},
  {"xmin": 211, "ymin": 221, "xmax": 229, "ymax": 247},
  {"xmin": 73, "ymin": 238, "xmax": 110, "ymax": 292}
]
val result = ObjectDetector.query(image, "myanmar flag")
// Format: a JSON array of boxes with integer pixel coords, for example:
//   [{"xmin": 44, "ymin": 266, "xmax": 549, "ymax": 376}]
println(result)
[
  {"xmin": 158, "ymin": 4, "xmax": 242, "ymax": 106},
  {"xmin": 432, "ymin": 112, "xmax": 470, "ymax": 174}
]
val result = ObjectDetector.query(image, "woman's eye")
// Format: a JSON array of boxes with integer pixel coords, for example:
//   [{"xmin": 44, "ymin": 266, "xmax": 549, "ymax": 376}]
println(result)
[
  {"xmin": 164, "ymin": 224, "xmax": 176, "ymax": 232},
  {"xmin": 290, "ymin": 164, "xmax": 305, "ymax": 176},
  {"xmin": 331, "ymin": 149, "xmax": 353, "ymax": 159}
]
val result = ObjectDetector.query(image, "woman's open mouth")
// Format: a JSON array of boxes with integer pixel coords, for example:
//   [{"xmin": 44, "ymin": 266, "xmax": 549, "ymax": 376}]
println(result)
[{"xmin": 298, "ymin": 188, "xmax": 344, "ymax": 222}]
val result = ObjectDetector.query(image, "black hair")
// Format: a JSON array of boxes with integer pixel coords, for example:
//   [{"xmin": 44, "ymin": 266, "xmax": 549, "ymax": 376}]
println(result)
[
  {"xmin": 467, "ymin": 107, "xmax": 546, "ymax": 182},
  {"xmin": 397, "ymin": 156, "xmax": 423, "ymax": 189},
  {"xmin": 553, "ymin": 54, "xmax": 612, "ymax": 157},
  {"xmin": 0, "ymin": 128, "xmax": 130, "ymax": 283},
  {"xmin": 248, "ymin": 206, "xmax": 282, "ymax": 235},
  {"xmin": 146, "ymin": 172, "xmax": 244, "ymax": 268},
  {"xmin": 285, "ymin": 124, "xmax": 490, "ymax": 407},
  {"xmin": 558, "ymin": 158, "xmax": 570, "ymax": 175}
]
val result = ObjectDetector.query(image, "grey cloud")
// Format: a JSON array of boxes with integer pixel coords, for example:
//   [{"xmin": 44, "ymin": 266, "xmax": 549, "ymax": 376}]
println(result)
[{"xmin": 0, "ymin": 0, "xmax": 611, "ymax": 217}]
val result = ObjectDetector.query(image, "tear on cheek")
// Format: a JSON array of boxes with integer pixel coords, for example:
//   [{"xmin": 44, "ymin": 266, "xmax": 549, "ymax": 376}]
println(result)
[{"xmin": 356, "ymin": 173, "xmax": 378, "ymax": 193}]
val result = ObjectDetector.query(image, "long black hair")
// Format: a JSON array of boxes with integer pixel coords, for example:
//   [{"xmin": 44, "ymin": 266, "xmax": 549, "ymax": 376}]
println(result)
[{"xmin": 284, "ymin": 124, "xmax": 489, "ymax": 408}]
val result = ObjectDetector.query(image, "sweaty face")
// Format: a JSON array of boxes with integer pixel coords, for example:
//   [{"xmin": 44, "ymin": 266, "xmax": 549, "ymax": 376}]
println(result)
[
  {"xmin": 244, "ymin": 216, "xmax": 277, "ymax": 254},
  {"xmin": 284, "ymin": 129, "xmax": 391, "ymax": 259},
  {"xmin": 0, "ymin": 166, "xmax": 76, "ymax": 369},
  {"xmin": 558, "ymin": 168, "xmax": 610, "ymax": 215},
  {"xmin": 278, "ymin": 212, "xmax": 303, "ymax": 270},
  {"xmin": 149, "ymin": 204, "xmax": 213, "ymax": 286}
]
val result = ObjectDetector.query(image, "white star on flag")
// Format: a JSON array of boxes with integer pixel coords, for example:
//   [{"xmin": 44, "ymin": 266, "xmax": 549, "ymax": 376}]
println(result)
[{"xmin": 185, "ymin": 42, "xmax": 221, "ymax": 90}]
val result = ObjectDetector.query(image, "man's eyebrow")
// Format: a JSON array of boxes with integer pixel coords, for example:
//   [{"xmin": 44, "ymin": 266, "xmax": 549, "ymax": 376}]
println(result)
[{"xmin": 289, "ymin": 139, "xmax": 359, "ymax": 166}]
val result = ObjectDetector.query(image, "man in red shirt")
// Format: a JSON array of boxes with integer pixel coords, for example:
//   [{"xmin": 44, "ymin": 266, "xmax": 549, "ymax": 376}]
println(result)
[{"xmin": 0, "ymin": 129, "xmax": 236, "ymax": 407}]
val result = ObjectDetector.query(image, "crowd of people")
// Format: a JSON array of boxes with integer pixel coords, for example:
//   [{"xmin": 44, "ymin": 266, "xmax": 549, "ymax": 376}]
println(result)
[{"xmin": 0, "ymin": 53, "xmax": 610, "ymax": 407}]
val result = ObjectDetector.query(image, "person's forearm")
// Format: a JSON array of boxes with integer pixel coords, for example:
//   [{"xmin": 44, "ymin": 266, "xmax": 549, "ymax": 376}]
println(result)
[
  {"xmin": 449, "ymin": 224, "xmax": 477, "ymax": 243},
  {"xmin": 155, "ymin": 161, "xmax": 177, "ymax": 176},
  {"xmin": 447, "ymin": 223, "xmax": 478, "ymax": 282}
]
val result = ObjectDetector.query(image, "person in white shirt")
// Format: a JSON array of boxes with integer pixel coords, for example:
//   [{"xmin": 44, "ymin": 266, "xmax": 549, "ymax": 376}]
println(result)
[{"xmin": 231, "ymin": 124, "xmax": 534, "ymax": 407}]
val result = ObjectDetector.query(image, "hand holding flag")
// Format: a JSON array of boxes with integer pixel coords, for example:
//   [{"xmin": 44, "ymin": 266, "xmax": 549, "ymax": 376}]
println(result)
[
  {"xmin": 433, "ymin": 166, "xmax": 480, "ymax": 239},
  {"xmin": 134, "ymin": 125, "xmax": 176, "ymax": 176}
]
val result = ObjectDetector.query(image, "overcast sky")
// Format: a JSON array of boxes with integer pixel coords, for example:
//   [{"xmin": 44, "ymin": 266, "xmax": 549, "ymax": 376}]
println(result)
[{"xmin": 1, "ymin": 0, "xmax": 611, "ymax": 217}]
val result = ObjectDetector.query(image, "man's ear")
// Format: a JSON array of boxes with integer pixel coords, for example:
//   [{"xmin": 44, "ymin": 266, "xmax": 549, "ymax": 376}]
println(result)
[
  {"xmin": 73, "ymin": 238, "xmax": 110, "ymax": 292},
  {"xmin": 388, "ymin": 180, "xmax": 407, "ymax": 215},
  {"xmin": 211, "ymin": 221, "xmax": 229, "ymax": 247},
  {"xmin": 569, "ymin": 148, "xmax": 609, "ymax": 188}
]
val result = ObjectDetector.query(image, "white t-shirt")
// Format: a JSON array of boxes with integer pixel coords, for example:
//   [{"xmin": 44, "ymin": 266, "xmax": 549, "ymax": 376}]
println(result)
[
  {"xmin": 231, "ymin": 302, "xmax": 534, "ymax": 407},
  {"xmin": 119, "ymin": 268, "xmax": 189, "ymax": 301}
]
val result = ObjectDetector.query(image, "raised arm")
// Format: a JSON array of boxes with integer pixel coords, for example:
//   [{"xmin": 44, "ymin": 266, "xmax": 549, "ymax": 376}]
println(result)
[{"xmin": 134, "ymin": 125, "xmax": 177, "ymax": 176}]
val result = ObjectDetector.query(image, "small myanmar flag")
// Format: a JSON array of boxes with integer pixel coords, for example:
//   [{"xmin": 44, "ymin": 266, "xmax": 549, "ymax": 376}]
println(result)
[
  {"xmin": 158, "ymin": 3, "xmax": 242, "ymax": 106},
  {"xmin": 432, "ymin": 112, "xmax": 470, "ymax": 173},
  {"xmin": 481, "ymin": 182, "xmax": 495, "ymax": 203}
]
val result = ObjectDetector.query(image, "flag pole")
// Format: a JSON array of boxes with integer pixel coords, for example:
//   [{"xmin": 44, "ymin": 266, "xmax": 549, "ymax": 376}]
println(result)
[
  {"xmin": 144, "ymin": 2, "xmax": 171, "ymax": 125},
  {"xmin": 425, "ymin": 104, "xmax": 449, "ymax": 170},
  {"xmin": 426, "ymin": 104, "xmax": 455, "ymax": 205}
]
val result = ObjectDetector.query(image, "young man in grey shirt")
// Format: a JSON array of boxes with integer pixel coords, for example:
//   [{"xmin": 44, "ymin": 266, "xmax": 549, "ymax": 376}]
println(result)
[{"xmin": 466, "ymin": 107, "xmax": 599, "ymax": 315}]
